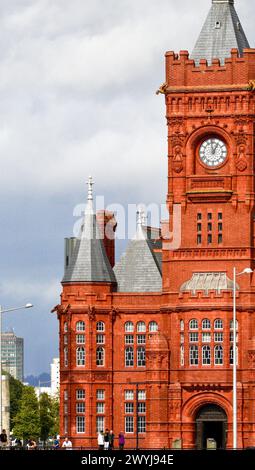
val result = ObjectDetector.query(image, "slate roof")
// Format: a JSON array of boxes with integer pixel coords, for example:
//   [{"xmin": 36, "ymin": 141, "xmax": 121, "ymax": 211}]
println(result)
[
  {"xmin": 180, "ymin": 272, "xmax": 238, "ymax": 294},
  {"xmin": 62, "ymin": 181, "xmax": 116, "ymax": 284},
  {"xmin": 113, "ymin": 225, "xmax": 162, "ymax": 293},
  {"xmin": 191, "ymin": 0, "xmax": 250, "ymax": 65}
]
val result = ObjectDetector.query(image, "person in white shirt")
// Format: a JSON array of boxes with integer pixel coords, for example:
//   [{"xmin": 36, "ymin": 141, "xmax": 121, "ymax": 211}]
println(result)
[
  {"xmin": 98, "ymin": 431, "xmax": 104, "ymax": 450},
  {"xmin": 62, "ymin": 437, "xmax": 73, "ymax": 450}
]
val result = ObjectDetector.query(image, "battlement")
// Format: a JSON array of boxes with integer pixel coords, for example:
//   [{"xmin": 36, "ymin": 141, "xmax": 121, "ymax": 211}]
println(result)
[{"xmin": 165, "ymin": 48, "xmax": 255, "ymax": 88}]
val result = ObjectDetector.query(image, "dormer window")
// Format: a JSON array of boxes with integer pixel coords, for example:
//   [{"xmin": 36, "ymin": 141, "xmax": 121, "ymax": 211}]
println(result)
[{"xmin": 215, "ymin": 21, "xmax": 221, "ymax": 29}]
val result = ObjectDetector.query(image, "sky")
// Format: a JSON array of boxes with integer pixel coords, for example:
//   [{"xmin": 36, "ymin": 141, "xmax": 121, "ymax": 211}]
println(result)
[{"xmin": 0, "ymin": 0, "xmax": 253, "ymax": 376}]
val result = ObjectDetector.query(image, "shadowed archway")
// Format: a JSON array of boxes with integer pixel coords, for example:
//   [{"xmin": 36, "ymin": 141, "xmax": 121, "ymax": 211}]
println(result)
[{"xmin": 196, "ymin": 404, "xmax": 227, "ymax": 449}]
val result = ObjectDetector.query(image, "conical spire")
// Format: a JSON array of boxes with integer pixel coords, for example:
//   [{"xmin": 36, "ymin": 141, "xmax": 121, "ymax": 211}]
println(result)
[
  {"xmin": 191, "ymin": 0, "xmax": 250, "ymax": 65},
  {"xmin": 62, "ymin": 178, "xmax": 116, "ymax": 284}
]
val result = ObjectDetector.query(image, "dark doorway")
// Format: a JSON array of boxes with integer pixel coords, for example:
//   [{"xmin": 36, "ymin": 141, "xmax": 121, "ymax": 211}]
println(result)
[{"xmin": 196, "ymin": 404, "xmax": 227, "ymax": 449}]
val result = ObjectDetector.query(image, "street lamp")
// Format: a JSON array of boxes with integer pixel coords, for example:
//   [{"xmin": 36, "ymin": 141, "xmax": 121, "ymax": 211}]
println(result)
[
  {"xmin": 0, "ymin": 303, "xmax": 33, "ymax": 432},
  {"xmin": 232, "ymin": 268, "xmax": 253, "ymax": 449}
]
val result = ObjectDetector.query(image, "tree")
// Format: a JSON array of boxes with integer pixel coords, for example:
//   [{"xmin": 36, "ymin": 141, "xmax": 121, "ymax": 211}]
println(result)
[
  {"xmin": 39, "ymin": 393, "xmax": 54, "ymax": 444},
  {"xmin": 12, "ymin": 386, "xmax": 40, "ymax": 441},
  {"xmin": 9, "ymin": 374, "xmax": 24, "ymax": 430},
  {"xmin": 50, "ymin": 396, "xmax": 60, "ymax": 437}
]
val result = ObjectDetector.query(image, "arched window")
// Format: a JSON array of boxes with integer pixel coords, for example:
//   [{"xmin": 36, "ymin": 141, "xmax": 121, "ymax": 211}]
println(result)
[
  {"xmin": 96, "ymin": 321, "xmax": 105, "ymax": 332},
  {"xmin": 125, "ymin": 322, "xmax": 134, "ymax": 333},
  {"xmin": 137, "ymin": 321, "xmax": 146, "ymax": 332},
  {"xmin": 64, "ymin": 322, "xmax": 68, "ymax": 332},
  {"xmin": 137, "ymin": 347, "xmax": 146, "ymax": 367},
  {"xmin": 214, "ymin": 345, "xmax": 223, "ymax": 365},
  {"xmin": 202, "ymin": 319, "xmax": 211, "ymax": 330},
  {"xmin": 189, "ymin": 319, "xmax": 198, "ymax": 330},
  {"xmin": 202, "ymin": 345, "xmax": 211, "ymax": 365},
  {"xmin": 125, "ymin": 347, "xmax": 134, "ymax": 367},
  {"xmin": 180, "ymin": 320, "xmax": 184, "ymax": 331},
  {"xmin": 64, "ymin": 347, "xmax": 68, "ymax": 367},
  {"xmin": 189, "ymin": 345, "xmax": 198, "ymax": 365},
  {"xmin": 214, "ymin": 319, "xmax": 223, "ymax": 330},
  {"xmin": 180, "ymin": 345, "xmax": 184, "ymax": 366},
  {"xmin": 96, "ymin": 347, "xmax": 105, "ymax": 366},
  {"xmin": 230, "ymin": 320, "xmax": 238, "ymax": 331},
  {"xmin": 76, "ymin": 321, "xmax": 85, "ymax": 332},
  {"xmin": 149, "ymin": 321, "xmax": 158, "ymax": 332},
  {"xmin": 76, "ymin": 347, "xmax": 85, "ymax": 366}
]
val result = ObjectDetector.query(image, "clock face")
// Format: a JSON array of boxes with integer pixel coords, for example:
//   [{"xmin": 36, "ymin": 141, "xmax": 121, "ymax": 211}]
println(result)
[{"xmin": 199, "ymin": 138, "xmax": 227, "ymax": 168}]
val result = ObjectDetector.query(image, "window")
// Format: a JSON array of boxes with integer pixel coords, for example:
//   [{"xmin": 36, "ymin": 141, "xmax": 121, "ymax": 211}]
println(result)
[
  {"xmin": 180, "ymin": 320, "xmax": 184, "ymax": 331},
  {"xmin": 138, "ymin": 402, "xmax": 146, "ymax": 413},
  {"xmin": 76, "ymin": 416, "xmax": 85, "ymax": 433},
  {"xmin": 180, "ymin": 333, "xmax": 184, "ymax": 344},
  {"xmin": 76, "ymin": 321, "xmax": 85, "ymax": 332},
  {"xmin": 137, "ymin": 322, "xmax": 146, "ymax": 332},
  {"xmin": 218, "ymin": 213, "xmax": 222, "ymax": 220},
  {"xmin": 215, "ymin": 21, "xmax": 221, "ymax": 29},
  {"xmin": 64, "ymin": 322, "xmax": 68, "ymax": 332},
  {"xmin": 76, "ymin": 389, "xmax": 85, "ymax": 400},
  {"xmin": 76, "ymin": 402, "xmax": 85, "ymax": 413},
  {"xmin": 138, "ymin": 416, "xmax": 146, "ymax": 433},
  {"xmin": 76, "ymin": 334, "xmax": 85, "ymax": 345},
  {"xmin": 96, "ymin": 403, "xmax": 105, "ymax": 414},
  {"xmin": 64, "ymin": 403, "xmax": 68, "ymax": 414},
  {"xmin": 180, "ymin": 345, "xmax": 185, "ymax": 366},
  {"xmin": 96, "ymin": 321, "xmax": 105, "ymax": 332},
  {"xmin": 189, "ymin": 319, "xmax": 198, "ymax": 330},
  {"xmin": 64, "ymin": 335, "xmax": 68, "ymax": 345},
  {"xmin": 125, "ymin": 390, "xmax": 134, "ymax": 401},
  {"xmin": 64, "ymin": 416, "xmax": 68, "ymax": 434},
  {"xmin": 190, "ymin": 345, "xmax": 199, "ymax": 365},
  {"xmin": 125, "ymin": 347, "xmax": 134, "ymax": 367},
  {"xmin": 125, "ymin": 416, "xmax": 134, "ymax": 433},
  {"xmin": 197, "ymin": 234, "xmax": 202, "ymax": 245},
  {"xmin": 208, "ymin": 234, "xmax": 212, "ymax": 244},
  {"xmin": 96, "ymin": 347, "xmax": 105, "ymax": 366},
  {"xmin": 230, "ymin": 320, "xmax": 238, "ymax": 331},
  {"xmin": 137, "ymin": 335, "xmax": 146, "ymax": 344},
  {"xmin": 125, "ymin": 335, "xmax": 134, "ymax": 345},
  {"xmin": 96, "ymin": 416, "xmax": 105, "ymax": 433},
  {"xmin": 202, "ymin": 346, "xmax": 211, "ymax": 365},
  {"xmin": 64, "ymin": 347, "xmax": 68, "ymax": 367},
  {"xmin": 214, "ymin": 319, "xmax": 223, "ymax": 330},
  {"xmin": 138, "ymin": 390, "xmax": 146, "ymax": 400},
  {"xmin": 96, "ymin": 334, "xmax": 105, "ymax": 344},
  {"xmin": 96, "ymin": 390, "xmax": 105, "ymax": 400},
  {"xmin": 208, "ymin": 223, "xmax": 212, "ymax": 232},
  {"xmin": 64, "ymin": 390, "xmax": 68, "ymax": 401},
  {"xmin": 218, "ymin": 234, "xmax": 223, "ymax": 244},
  {"xmin": 125, "ymin": 322, "xmax": 134, "ymax": 333},
  {"xmin": 197, "ymin": 213, "xmax": 202, "ymax": 221},
  {"xmin": 202, "ymin": 319, "xmax": 211, "ymax": 330},
  {"xmin": 76, "ymin": 347, "xmax": 85, "ymax": 366},
  {"xmin": 230, "ymin": 346, "xmax": 233, "ymax": 365},
  {"xmin": 202, "ymin": 333, "xmax": 211, "ymax": 343},
  {"xmin": 137, "ymin": 347, "xmax": 146, "ymax": 367},
  {"xmin": 218, "ymin": 223, "xmax": 223, "ymax": 232},
  {"xmin": 197, "ymin": 223, "xmax": 202, "ymax": 232},
  {"xmin": 208, "ymin": 213, "xmax": 212, "ymax": 221},
  {"xmin": 125, "ymin": 403, "xmax": 134, "ymax": 414},
  {"xmin": 149, "ymin": 321, "xmax": 158, "ymax": 332},
  {"xmin": 214, "ymin": 345, "xmax": 223, "ymax": 365},
  {"xmin": 214, "ymin": 333, "xmax": 223, "ymax": 342},
  {"xmin": 189, "ymin": 333, "xmax": 198, "ymax": 342}
]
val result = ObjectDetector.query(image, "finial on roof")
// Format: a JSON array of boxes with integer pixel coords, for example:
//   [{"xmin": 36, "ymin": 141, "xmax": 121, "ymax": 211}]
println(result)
[
  {"xmin": 87, "ymin": 175, "xmax": 94, "ymax": 201},
  {"xmin": 135, "ymin": 208, "xmax": 146, "ymax": 240},
  {"xmin": 141, "ymin": 210, "xmax": 147, "ymax": 226}
]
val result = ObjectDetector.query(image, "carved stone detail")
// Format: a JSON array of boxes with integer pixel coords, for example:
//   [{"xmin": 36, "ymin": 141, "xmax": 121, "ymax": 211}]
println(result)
[
  {"xmin": 236, "ymin": 144, "xmax": 247, "ymax": 171},
  {"xmin": 172, "ymin": 145, "xmax": 184, "ymax": 173},
  {"xmin": 88, "ymin": 306, "xmax": 96, "ymax": 321}
]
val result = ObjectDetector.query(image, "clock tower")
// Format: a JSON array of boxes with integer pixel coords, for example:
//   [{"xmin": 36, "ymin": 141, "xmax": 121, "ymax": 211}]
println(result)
[{"xmin": 162, "ymin": 0, "xmax": 255, "ymax": 449}]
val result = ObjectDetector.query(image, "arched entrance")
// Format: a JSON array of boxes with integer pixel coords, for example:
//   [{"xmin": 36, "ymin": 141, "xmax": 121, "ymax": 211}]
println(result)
[{"xmin": 196, "ymin": 404, "xmax": 227, "ymax": 449}]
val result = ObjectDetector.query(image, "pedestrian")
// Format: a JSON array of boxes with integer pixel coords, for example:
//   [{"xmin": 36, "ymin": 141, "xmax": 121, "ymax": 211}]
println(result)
[
  {"xmin": 53, "ymin": 435, "xmax": 60, "ymax": 449},
  {"xmin": 98, "ymin": 430, "xmax": 104, "ymax": 450},
  {"xmin": 104, "ymin": 428, "xmax": 110, "ymax": 450},
  {"xmin": 62, "ymin": 437, "xmax": 73, "ymax": 450},
  {"xmin": 109, "ymin": 430, "xmax": 114, "ymax": 450},
  {"xmin": 0, "ymin": 429, "xmax": 8, "ymax": 449},
  {"xmin": 118, "ymin": 432, "xmax": 125, "ymax": 450},
  {"xmin": 27, "ymin": 439, "xmax": 37, "ymax": 450}
]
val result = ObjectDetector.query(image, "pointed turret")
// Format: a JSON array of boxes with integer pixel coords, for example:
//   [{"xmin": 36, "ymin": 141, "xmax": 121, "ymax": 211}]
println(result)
[
  {"xmin": 62, "ymin": 177, "xmax": 116, "ymax": 284},
  {"xmin": 191, "ymin": 0, "xmax": 250, "ymax": 65}
]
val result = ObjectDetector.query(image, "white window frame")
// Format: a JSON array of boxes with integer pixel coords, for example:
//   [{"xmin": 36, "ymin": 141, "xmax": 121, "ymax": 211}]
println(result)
[
  {"xmin": 76, "ymin": 347, "xmax": 85, "ymax": 366},
  {"xmin": 76, "ymin": 321, "xmax": 85, "ymax": 332},
  {"xmin": 214, "ymin": 345, "xmax": 223, "ymax": 365},
  {"xmin": 125, "ymin": 416, "xmax": 134, "ymax": 434},
  {"xmin": 149, "ymin": 321, "xmax": 158, "ymax": 332},
  {"xmin": 202, "ymin": 319, "xmax": 211, "ymax": 330},
  {"xmin": 214, "ymin": 319, "xmax": 223, "ymax": 330},
  {"xmin": 125, "ymin": 322, "xmax": 134, "ymax": 333},
  {"xmin": 189, "ymin": 345, "xmax": 199, "ymax": 365},
  {"xmin": 137, "ymin": 322, "xmax": 146, "ymax": 333},
  {"xmin": 96, "ymin": 389, "xmax": 105, "ymax": 400},
  {"xmin": 125, "ymin": 347, "xmax": 134, "ymax": 367},
  {"xmin": 76, "ymin": 389, "xmax": 85, "ymax": 400},
  {"xmin": 137, "ymin": 346, "xmax": 146, "ymax": 367},
  {"xmin": 96, "ymin": 321, "xmax": 105, "ymax": 332},
  {"xmin": 76, "ymin": 416, "xmax": 85, "ymax": 433},
  {"xmin": 202, "ymin": 345, "xmax": 211, "ymax": 365},
  {"xmin": 189, "ymin": 319, "xmax": 198, "ymax": 330},
  {"xmin": 96, "ymin": 347, "xmax": 105, "ymax": 367}
]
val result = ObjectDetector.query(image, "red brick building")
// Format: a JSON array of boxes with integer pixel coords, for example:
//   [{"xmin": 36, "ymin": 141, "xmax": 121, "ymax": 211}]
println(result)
[{"xmin": 53, "ymin": 0, "xmax": 255, "ymax": 449}]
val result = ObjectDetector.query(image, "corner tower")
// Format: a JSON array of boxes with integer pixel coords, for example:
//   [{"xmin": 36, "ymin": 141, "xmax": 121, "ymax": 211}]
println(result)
[{"xmin": 163, "ymin": 0, "xmax": 255, "ymax": 449}]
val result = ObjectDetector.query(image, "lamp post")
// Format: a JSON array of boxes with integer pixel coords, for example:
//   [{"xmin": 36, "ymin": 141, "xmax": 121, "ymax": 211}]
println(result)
[
  {"xmin": 232, "ymin": 268, "xmax": 252, "ymax": 449},
  {"xmin": 0, "ymin": 303, "xmax": 33, "ymax": 432}
]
